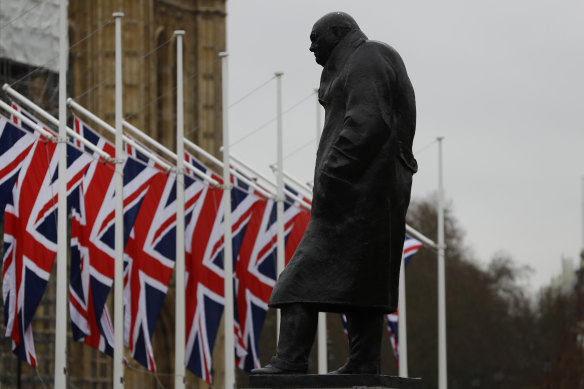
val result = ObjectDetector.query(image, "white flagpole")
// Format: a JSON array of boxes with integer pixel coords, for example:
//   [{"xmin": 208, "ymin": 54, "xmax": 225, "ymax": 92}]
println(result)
[
  {"xmin": 437, "ymin": 136, "xmax": 448, "ymax": 389},
  {"xmin": 183, "ymin": 138, "xmax": 273, "ymax": 199},
  {"xmin": 229, "ymin": 154, "xmax": 311, "ymax": 211},
  {"xmin": 54, "ymin": 0, "xmax": 68, "ymax": 386},
  {"xmin": 0, "ymin": 102, "xmax": 56, "ymax": 141},
  {"xmin": 278, "ymin": 170, "xmax": 312, "ymax": 198},
  {"xmin": 1, "ymin": 85, "xmax": 114, "ymax": 161},
  {"xmin": 174, "ymin": 30, "xmax": 186, "ymax": 389},
  {"xmin": 220, "ymin": 52, "xmax": 236, "ymax": 389},
  {"xmin": 113, "ymin": 11, "xmax": 125, "ymax": 389},
  {"xmin": 67, "ymin": 100, "xmax": 172, "ymax": 171},
  {"xmin": 398, "ymin": 253, "xmax": 408, "ymax": 377},
  {"xmin": 581, "ymin": 176, "xmax": 584, "ymax": 251},
  {"xmin": 317, "ymin": 315, "xmax": 327, "ymax": 374},
  {"xmin": 315, "ymin": 88, "xmax": 322, "ymax": 142},
  {"xmin": 275, "ymin": 72, "xmax": 285, "ymax": 341},
  {"xmin": 315, "ymin": 89, "xmax": 327, "ymax": 374},
  {"xmin": 406, "ymin": 225, "xmax": 437, "ymax": 250}
]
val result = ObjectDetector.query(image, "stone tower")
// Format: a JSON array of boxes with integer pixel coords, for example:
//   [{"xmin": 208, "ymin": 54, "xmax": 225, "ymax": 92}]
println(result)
[
  {"xmin": 69, "ymin": 0, "xmax": 226, "ymax": 154},
  {"xmin": 0, "ymin": 1, "xmax": 226, "ymax": 388}
]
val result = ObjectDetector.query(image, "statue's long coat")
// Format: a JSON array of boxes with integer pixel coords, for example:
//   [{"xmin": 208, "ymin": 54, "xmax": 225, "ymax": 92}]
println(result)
[{"xmin": 269, "ymin": 30, "xmax": 417, "ymax": 313}]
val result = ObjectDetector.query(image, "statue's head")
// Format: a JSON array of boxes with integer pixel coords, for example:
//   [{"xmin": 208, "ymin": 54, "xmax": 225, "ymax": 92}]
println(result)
[{"xmin": 310, "ymin": 12, "xmax": 360, "ymax": 66}]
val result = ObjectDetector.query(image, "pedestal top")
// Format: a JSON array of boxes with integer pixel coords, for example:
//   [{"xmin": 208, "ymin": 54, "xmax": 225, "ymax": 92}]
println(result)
[{"xmin": 247, "ymin": 374, "xmax": 422, "ymax": 389}]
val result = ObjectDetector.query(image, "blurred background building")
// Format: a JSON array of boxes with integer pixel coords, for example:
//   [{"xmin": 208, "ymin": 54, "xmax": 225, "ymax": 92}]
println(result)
[{"xmin": 550, "ymin": 256, "xmax": 578, "ymax": 296}]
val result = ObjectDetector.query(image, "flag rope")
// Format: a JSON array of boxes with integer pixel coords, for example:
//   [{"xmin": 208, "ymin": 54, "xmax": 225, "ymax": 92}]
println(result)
[
  {"xmin": 74, "ymin": 30, "xmax": 176, "ymax": 103},
  {"xmin": 139, "ymin": 36, "xmax": 174, "ymax": 62},
  {"xmin": 229, "ymin": 90, "xmax": 317, "ymax": 148},
  {"xmin": 184, "ymin": 74, "xmax": 277, "ymax": 138},
  {"xmin": 184, "ymin": 72, "xmax": 275, "ymax": 138},
  {"xmin": 125, "ymin": 361, "xmax": 174, "ymax": 388},
  {"xmin": 229, "ymin": 154, "xmax": 312, "ymax": 210},
  {"xmin": 229, "ymin": 76, "xmax": 276, "ymax": 108},
  {"xmin": 124, "ymin": 58, "xmax": 220, "ymax": 123},
  {"xmin": 7, "ymin": 17, "xmax": 115, "ymax": 90},
  {"xmin": 34, "ymin": 365, "xmax": 50, "ymax": 389},
  {"xmin": 282, "ymin": 136, "xmax": 317, "ymax": 161},
  {"xmin": 414, "ymin": 138, "xmax": 438, "ymax": 156},
  {"xmin": 2, "ymin": 88, "xmax": 116, "ymax": 161},
  {"xmin": 73, "ymin": 35, "xmax": 172, "ymax": 103},
  {"xmin": 0, "ymin": 0, "xmax": 52, "ymax": 32}
]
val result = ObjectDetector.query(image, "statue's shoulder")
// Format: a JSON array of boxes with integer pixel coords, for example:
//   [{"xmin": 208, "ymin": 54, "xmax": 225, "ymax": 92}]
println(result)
[
  {"xmin": 360, "ymin": 40, "xmax": 401, "ymax": 60},
  {"xmin": 348, "ymin": 40, "xmax": 400, "ymax": 71},
  {"xmin": 354, "ymin": 40, "xmax": 408, "ymax": 77}
]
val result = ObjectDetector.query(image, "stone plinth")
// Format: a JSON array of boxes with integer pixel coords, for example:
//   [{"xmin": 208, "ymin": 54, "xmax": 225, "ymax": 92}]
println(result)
[{"xmin": 246, "ymin": 374, "xmax": 422, "ymax": 389}]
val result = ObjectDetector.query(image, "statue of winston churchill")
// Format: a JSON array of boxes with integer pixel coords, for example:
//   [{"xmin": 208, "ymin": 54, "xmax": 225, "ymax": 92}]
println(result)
[{"xmin": 252, "ymin": 11, "xmax": 418, "ymax": 375}]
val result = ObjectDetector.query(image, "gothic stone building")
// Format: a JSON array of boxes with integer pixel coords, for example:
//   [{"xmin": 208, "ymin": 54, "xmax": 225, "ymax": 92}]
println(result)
[{"xmin": 0, "ymin": 0, "xmax": 226, "ymax": 388}]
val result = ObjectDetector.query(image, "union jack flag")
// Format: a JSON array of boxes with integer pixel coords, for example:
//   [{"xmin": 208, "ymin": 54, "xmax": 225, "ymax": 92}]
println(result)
[
  {"xmin": 124, "ymin": 134, "xmax": 170, "ymax": 172},
  {"xmin": 184, "ymin": 156, "xmax": 258, "ymax": 383},
  {"xmin": 123, "ymin": 171, "xmax": 176, "ymax": 371},
  {"xmin": 183, "ymin": 153, "xmax": 226, "ymax": 384},
  {"xmin": 122, "ymin": 148, "xmax": 209, "ymax": 371},
  {"xmin": 340, "ymin": 235, "xmax": 423, "ymax": 367},
  {"xmin": 8, "ymin": 102, "xmax": 49, "ymax": 134},
  {"xmin": 0, "ymin": 115, "xmax": 35, "ymax": 222},
  {"xmin": 234, "ymin": 185, "xmax": 311, "ymax": 372},
  {"xmin": 386, "ymin": 310, "xmax": 399, "ymax": 366},
  {"xmin": 1, "ymin": 106, "xmax": 44, "ymax": 365},
  {"xmin": 1, "ymin": 103, "xmax": 55, "ymax": 222},
  {"xmin": 283, "ymin": 186, "xmax": 311, "ymax": 266},
  {"xmin": 402, "ymin": 235, "xmax": 423, "ymax": 269},
  {"xmin": 69, "ymin": 116, "xmax": 116, "ymax": 355},
  {"xmin": 69, "ymin": 116, "xmax": 157, "ymax": 357},
  {"xmin": 234, "ymin": 196, "xmax": 276, "ymax": 372},
  {"xmin": 3, "ymin": 110, "xmax": 92, "ymax": 366}
]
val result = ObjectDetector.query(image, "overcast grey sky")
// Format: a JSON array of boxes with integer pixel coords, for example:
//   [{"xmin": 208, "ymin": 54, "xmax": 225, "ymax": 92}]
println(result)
[{"xmin": 225, "ymin": 0, "xmax": 584, "ymax": 290}]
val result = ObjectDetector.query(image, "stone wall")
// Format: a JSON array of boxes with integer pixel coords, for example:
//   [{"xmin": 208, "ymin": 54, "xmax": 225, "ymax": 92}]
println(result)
[{"xmin": 0, "ymin": 1, "xmax": 225, "ymax": 388}]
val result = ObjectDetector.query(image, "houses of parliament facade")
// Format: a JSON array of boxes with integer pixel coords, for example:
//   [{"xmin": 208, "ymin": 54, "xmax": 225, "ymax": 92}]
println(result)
[{"xmin": 0, "ymin": 0, "xmax": 227, "ymax": 387}]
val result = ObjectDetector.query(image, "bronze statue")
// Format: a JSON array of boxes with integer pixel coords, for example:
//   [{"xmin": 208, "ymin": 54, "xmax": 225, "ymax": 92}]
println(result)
[{"xmin": 252, "ymin": 11, "xmax": 417, "ymax": 375}]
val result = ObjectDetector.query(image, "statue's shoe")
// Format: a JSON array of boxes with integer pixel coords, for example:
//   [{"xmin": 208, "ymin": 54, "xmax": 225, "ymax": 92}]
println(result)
[
  {"xmin": 251, "ymin": 364, "xmax": 299, "ymax": 375},
  {"xmin": 328, "ymin": 363, "xmax": 378, "ymax": 375}
]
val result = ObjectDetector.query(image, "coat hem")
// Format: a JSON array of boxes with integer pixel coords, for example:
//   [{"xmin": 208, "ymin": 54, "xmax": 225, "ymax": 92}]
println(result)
[{"xmin": 268, "ymin": 299, "xmax": 394, "ymax": 314}]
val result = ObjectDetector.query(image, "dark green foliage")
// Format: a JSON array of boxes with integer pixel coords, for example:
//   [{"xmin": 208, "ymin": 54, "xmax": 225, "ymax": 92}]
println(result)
[
  {"xmin": 537, "ymin": 286, "xmax": 584, "ymax": 388},
  {"xmin": 404, "ymin": 195, "xmax": 583, "ymax": 389}
]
